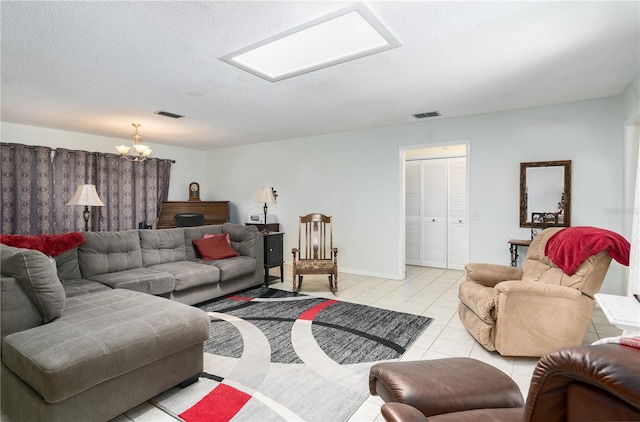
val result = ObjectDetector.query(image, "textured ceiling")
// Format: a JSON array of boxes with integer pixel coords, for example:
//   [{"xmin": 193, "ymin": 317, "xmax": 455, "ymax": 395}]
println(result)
[{"xmin": 1, "ymin": 1, "xmax": 639, "ymax": 150}]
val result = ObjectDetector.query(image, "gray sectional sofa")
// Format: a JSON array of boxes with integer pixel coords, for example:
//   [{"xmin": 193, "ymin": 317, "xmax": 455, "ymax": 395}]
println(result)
[
  {"xmin": 0, "ymin": 223, "xmax": 264, "ymax": 422},
  {"xmin": 58, "ymin": 223, "xmax": 264, "ymax": 304}
]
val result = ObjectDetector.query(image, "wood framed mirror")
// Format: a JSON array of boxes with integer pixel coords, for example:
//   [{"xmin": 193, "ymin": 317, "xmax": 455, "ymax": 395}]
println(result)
[{"xmin": 519, "ymin": 160, "xmax": 571, "ymax": 228}]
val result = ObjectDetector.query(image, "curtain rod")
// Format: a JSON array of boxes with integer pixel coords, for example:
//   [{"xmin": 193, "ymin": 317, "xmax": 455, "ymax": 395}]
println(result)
[{"xmin": 1, "ymin": 142, "xmax": 176, "ymax": 163}]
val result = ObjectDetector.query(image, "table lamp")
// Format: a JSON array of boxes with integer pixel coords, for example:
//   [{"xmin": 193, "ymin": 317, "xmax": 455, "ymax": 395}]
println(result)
[{"xmin": 254, "ymin": 187, "xmax": 276, "ymax": 233}]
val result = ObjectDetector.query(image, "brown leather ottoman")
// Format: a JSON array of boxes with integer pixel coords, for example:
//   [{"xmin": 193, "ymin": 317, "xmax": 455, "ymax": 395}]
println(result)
[{"xmin": 369, "ymin": 358, "xmax": 524, "ymax": 419}]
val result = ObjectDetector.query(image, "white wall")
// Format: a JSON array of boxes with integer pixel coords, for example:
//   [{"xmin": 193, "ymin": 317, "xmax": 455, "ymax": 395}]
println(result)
[
  {"xmin": 1, "ymin": 95, "xmax": 629, "ymax": 294},
  {"xmin": 0, "ymin": 122, "xmax": 206, "ymax": 201},
  {"xmin": 204, "ymin": 96, "xmax": 627, "ymax": 294}
]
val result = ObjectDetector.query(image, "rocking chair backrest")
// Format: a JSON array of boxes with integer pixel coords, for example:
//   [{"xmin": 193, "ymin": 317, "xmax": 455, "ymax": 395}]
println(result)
[{"xmin": 298, "ymin": 213, "xmax": 333, "ymax": 260}]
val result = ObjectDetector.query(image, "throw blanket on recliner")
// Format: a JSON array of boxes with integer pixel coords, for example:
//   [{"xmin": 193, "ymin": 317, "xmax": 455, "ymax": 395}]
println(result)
[{"xmin": 545, "ymin": 226, "xmax": 630, "ymax": 275}]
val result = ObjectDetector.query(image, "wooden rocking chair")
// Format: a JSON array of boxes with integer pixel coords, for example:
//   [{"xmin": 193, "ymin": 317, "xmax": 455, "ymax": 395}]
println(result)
[{"xmin": 292, "ymin": 213, "xmax": 339, "ymax": 293}]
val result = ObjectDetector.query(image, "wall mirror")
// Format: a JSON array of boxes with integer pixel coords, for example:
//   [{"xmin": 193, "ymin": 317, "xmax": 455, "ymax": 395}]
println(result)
[{"xmin": 520, "ymin": 160, "xmax": 571, "ymax": 228}]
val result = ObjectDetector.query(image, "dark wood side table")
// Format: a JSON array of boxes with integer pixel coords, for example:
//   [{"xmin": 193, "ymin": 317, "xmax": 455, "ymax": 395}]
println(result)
[
  {"xmin": 508, "ymin": 239, "xmax": 532, "ymax": 267},
  {"xmin": 262, "ymin": 232, "xmax": 284, "ymax": 287},
  {"xmin": 246, "ymin": 223, "xmax": 280, "ymax": 232}
]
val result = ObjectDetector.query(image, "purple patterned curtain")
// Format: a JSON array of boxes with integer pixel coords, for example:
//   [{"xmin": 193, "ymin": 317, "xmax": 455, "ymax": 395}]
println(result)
[
  {"xmin": 51, "ymin": 148, "xmax": 98, "ymax": 233},
  {"xmin": 0, "ymin": 143, "xmax": 54, "ymax": 234},
  {"xmin": 1, "ymin": 143, "xmax": 172, "ymax": 234},
  {"xmin": 54, "ymin": 149, "xmax": 172, "ymax": 232}
]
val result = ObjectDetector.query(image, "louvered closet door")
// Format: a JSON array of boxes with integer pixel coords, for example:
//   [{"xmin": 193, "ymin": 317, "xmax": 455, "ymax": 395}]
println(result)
[
  {"xmin": 422, "ymin": 159, "xmax": 447, "ymax": 268},
  {"xmin": 447, "ymin": 157, "xmax": 467, "ymax": 270},
  {"xmin": 405, "ymin": 161, "xmax": 421, "ymax": 265}
]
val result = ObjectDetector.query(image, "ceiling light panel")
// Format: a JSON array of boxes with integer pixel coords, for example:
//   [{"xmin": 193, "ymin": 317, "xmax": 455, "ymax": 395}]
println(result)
[{"xmin": 220, "ymin": 3, "xmax": 400, "ymax": 82}]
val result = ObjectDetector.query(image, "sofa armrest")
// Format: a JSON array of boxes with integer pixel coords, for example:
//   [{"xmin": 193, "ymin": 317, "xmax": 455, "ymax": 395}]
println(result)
[
  {"xmin": 1, "ymin": 276, "xmax": 43, "ymax": 341},
  {"xmin": 381, "ymin": 403, "xmax": 429, "ymax": 422},
  {"xmin": 369, "ymin": 358, "xmax": 524, "ymax": 417},
  {"xmin": 465, "ymin": 263, "xmax": 522, "ymax": 288}
]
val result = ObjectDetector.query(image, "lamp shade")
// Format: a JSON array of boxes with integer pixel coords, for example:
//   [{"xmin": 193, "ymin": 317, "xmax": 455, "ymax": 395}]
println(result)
[
  {"xmin": 67, "ymin": 185, "xmax": 105, "ymax": 206},
  {"xmin": 255, "ymin": 187, "xmax": 276, "ymax": 204}
]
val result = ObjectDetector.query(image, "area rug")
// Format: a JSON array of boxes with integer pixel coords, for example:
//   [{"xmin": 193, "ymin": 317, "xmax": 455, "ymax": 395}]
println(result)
[{"xmin": 151, "ymin": 286, "xmax": 433, "ymax": 422}]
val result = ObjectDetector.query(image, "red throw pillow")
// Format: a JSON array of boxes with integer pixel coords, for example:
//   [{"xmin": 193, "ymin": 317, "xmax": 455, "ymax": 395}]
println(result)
[
  {"xmin": 204, "ymin": 232, "xmax": 231, "ymax": 244},
  {"xmin": 193, "ymin": 234, "xmax": 239, "ymax": 260}
]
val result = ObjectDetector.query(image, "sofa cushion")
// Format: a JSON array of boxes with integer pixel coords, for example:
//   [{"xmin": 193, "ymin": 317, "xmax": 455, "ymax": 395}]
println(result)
[
  {"xmin": 182, "ymin": 226, "xmax": 224, "ymax": 260},
  {"xmin": 224, "ymin": 223, "xmax": 261, "ymax": 257},
  {"xmin": 1, "ymin": 275, "xmax": 45, "ymax": 340},
  {"xmin": 1, "ymin": 289, "xmax": 210, "ymax": 404},
  {"xmin": 54, "ymin": 248, "xmax": 83, "ymax": 281},
  {"xmin": 193, "ymin": 235, "xmax": 239, "ymax": 260},
  {"xmin": 147, "ymin": 261, "xmax": 220, "ymax": 291},
  {"xmin": 78, "ymin": 230, "xmax": 143, "ymax": 278},
  {"xmin": 201, "ymin": 255, "xmax": 257, "ymax": 282},
  {"xmin": 87, "ymin": 268, "xmax": 175, "ymax": 295},
  {"xmin": 0, "ymin": 245, "xmax": 66, "ymax": 323},
  {"xmin": 61, "ymin": 279, "xmax": 111, "ymax": 298},
  {"xmin": 139, "ymin": 228, "xmax": 187, "ymax": 266}
]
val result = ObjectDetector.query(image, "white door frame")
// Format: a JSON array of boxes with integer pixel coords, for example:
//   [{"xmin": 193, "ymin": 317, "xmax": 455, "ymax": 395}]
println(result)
[{"xmin": 398, "ymin": 141, "xmax": 471, "ymax": 277}]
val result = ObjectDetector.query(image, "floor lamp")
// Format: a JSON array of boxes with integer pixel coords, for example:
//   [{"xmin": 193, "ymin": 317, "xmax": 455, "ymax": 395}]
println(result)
[{"xmin": 67, "ymin": 184, "xmax": 105, "ymax": 231}]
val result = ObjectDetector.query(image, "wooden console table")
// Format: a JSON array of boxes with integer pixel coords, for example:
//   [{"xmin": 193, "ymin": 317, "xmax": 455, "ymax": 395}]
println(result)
[
  {"xmin": 156, "ymin": 201, "xmax": 229, "ymax": 229},
  {"xmin": 508, "ymin": 239, "xmax": 531, "ymax": 267}
]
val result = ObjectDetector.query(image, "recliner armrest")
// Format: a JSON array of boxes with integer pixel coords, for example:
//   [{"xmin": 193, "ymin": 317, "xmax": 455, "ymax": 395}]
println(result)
[
  {"xmin": 381, "ymin": 403, "xmax": 429, "ymax": 422},
  {"xmin": 465, "ymin": 263, "xmax": 522, "ymax": 287},
  {"xmin": 495, "ymin": 280, "xmax": 582, "ymax": 300},
  {"xmin": 525, "ymin": 344, "xmax": 640, "ymax": 422}
]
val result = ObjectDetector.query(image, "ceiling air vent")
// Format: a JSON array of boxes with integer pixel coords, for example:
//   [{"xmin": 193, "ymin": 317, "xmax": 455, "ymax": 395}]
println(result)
[
  {"xmin": 155, "ymin": 110, "xmax": 185, "ymax": 119},
  {"xmin": 412, "ymin": 111, "xmax": 441, "ymax": 119}
]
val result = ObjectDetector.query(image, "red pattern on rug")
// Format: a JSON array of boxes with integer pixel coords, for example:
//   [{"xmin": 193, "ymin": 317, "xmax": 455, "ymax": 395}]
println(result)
[
  {"xmin": 0, "ymin": 232, "xmax": 85, "ymax": 256},
  {"xmin": 226, "ymin": 295, "xmax": 254, "ymax": 302},
  {"xmin": 179, "ymin": 383, "xmax": 251, "ymax": 422},
  {"xmin": 298, "ymin": 299, "xmax": 337, "ymax": 320}
]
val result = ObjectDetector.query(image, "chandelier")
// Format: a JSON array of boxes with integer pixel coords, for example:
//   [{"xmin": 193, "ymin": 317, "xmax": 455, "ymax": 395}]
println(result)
[{"xmin": 115, "ymin": 123, "xmax": 152, "ymax": 162}]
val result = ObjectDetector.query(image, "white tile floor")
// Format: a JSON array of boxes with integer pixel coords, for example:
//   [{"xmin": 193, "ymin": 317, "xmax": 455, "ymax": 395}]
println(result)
[{"xmin": 116, "ymin": 265, "xmax": 620, "ymax": 422}]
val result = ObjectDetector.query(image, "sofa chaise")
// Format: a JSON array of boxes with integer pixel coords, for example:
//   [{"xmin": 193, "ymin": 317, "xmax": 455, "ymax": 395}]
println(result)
[{"xmin": 0, "ymin": 223, "xmax": 264, "ymax": 421}]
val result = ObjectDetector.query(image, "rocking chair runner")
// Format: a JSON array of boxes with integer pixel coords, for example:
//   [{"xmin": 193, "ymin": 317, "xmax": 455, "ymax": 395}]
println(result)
[{"xmin": 292, "ymin": 213, "xmax": 339, "ymax": 293}]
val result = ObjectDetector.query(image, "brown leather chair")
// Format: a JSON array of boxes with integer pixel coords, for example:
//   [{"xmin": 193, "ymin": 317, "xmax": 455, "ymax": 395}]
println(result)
[{"xmin": 369, "ymin": 343, "xmax": 640, "ymax": 422}]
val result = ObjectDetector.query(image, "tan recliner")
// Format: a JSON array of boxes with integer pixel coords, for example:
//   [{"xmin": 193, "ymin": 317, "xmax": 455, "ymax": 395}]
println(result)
[{"xmin": 458, "ymin": 228, "xmax": 612, "ymax": 357}]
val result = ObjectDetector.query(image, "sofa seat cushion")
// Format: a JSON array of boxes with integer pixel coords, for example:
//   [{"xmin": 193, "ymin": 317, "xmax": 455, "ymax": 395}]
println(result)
[
  {"xmin": 60, "ymin": 278, "xmax": 111, "ymax": 298},
  {"xmin": 87, "ymin": 268, "xmax": 175, "ymax": 295},
  {"xmin": 1, "ymin": 289, "xmax": 210, "ymax": 404},
  {"xmin": 199, "ymin": 255, "xmax": 256, "ymax": 282},
  {"xmin": 147, "ymin": 261, "xmax": 220, "ymax": 291}
]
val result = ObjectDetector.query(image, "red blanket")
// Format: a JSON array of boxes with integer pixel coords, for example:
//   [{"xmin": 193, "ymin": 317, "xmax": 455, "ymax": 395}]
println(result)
[
  {"xmin": 544, "ymin": 226, "xmax": 630, "ymax": 275},
  {"xmin": 0, "ymin": 232, "xmax": 85, "ymax": 257}
]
